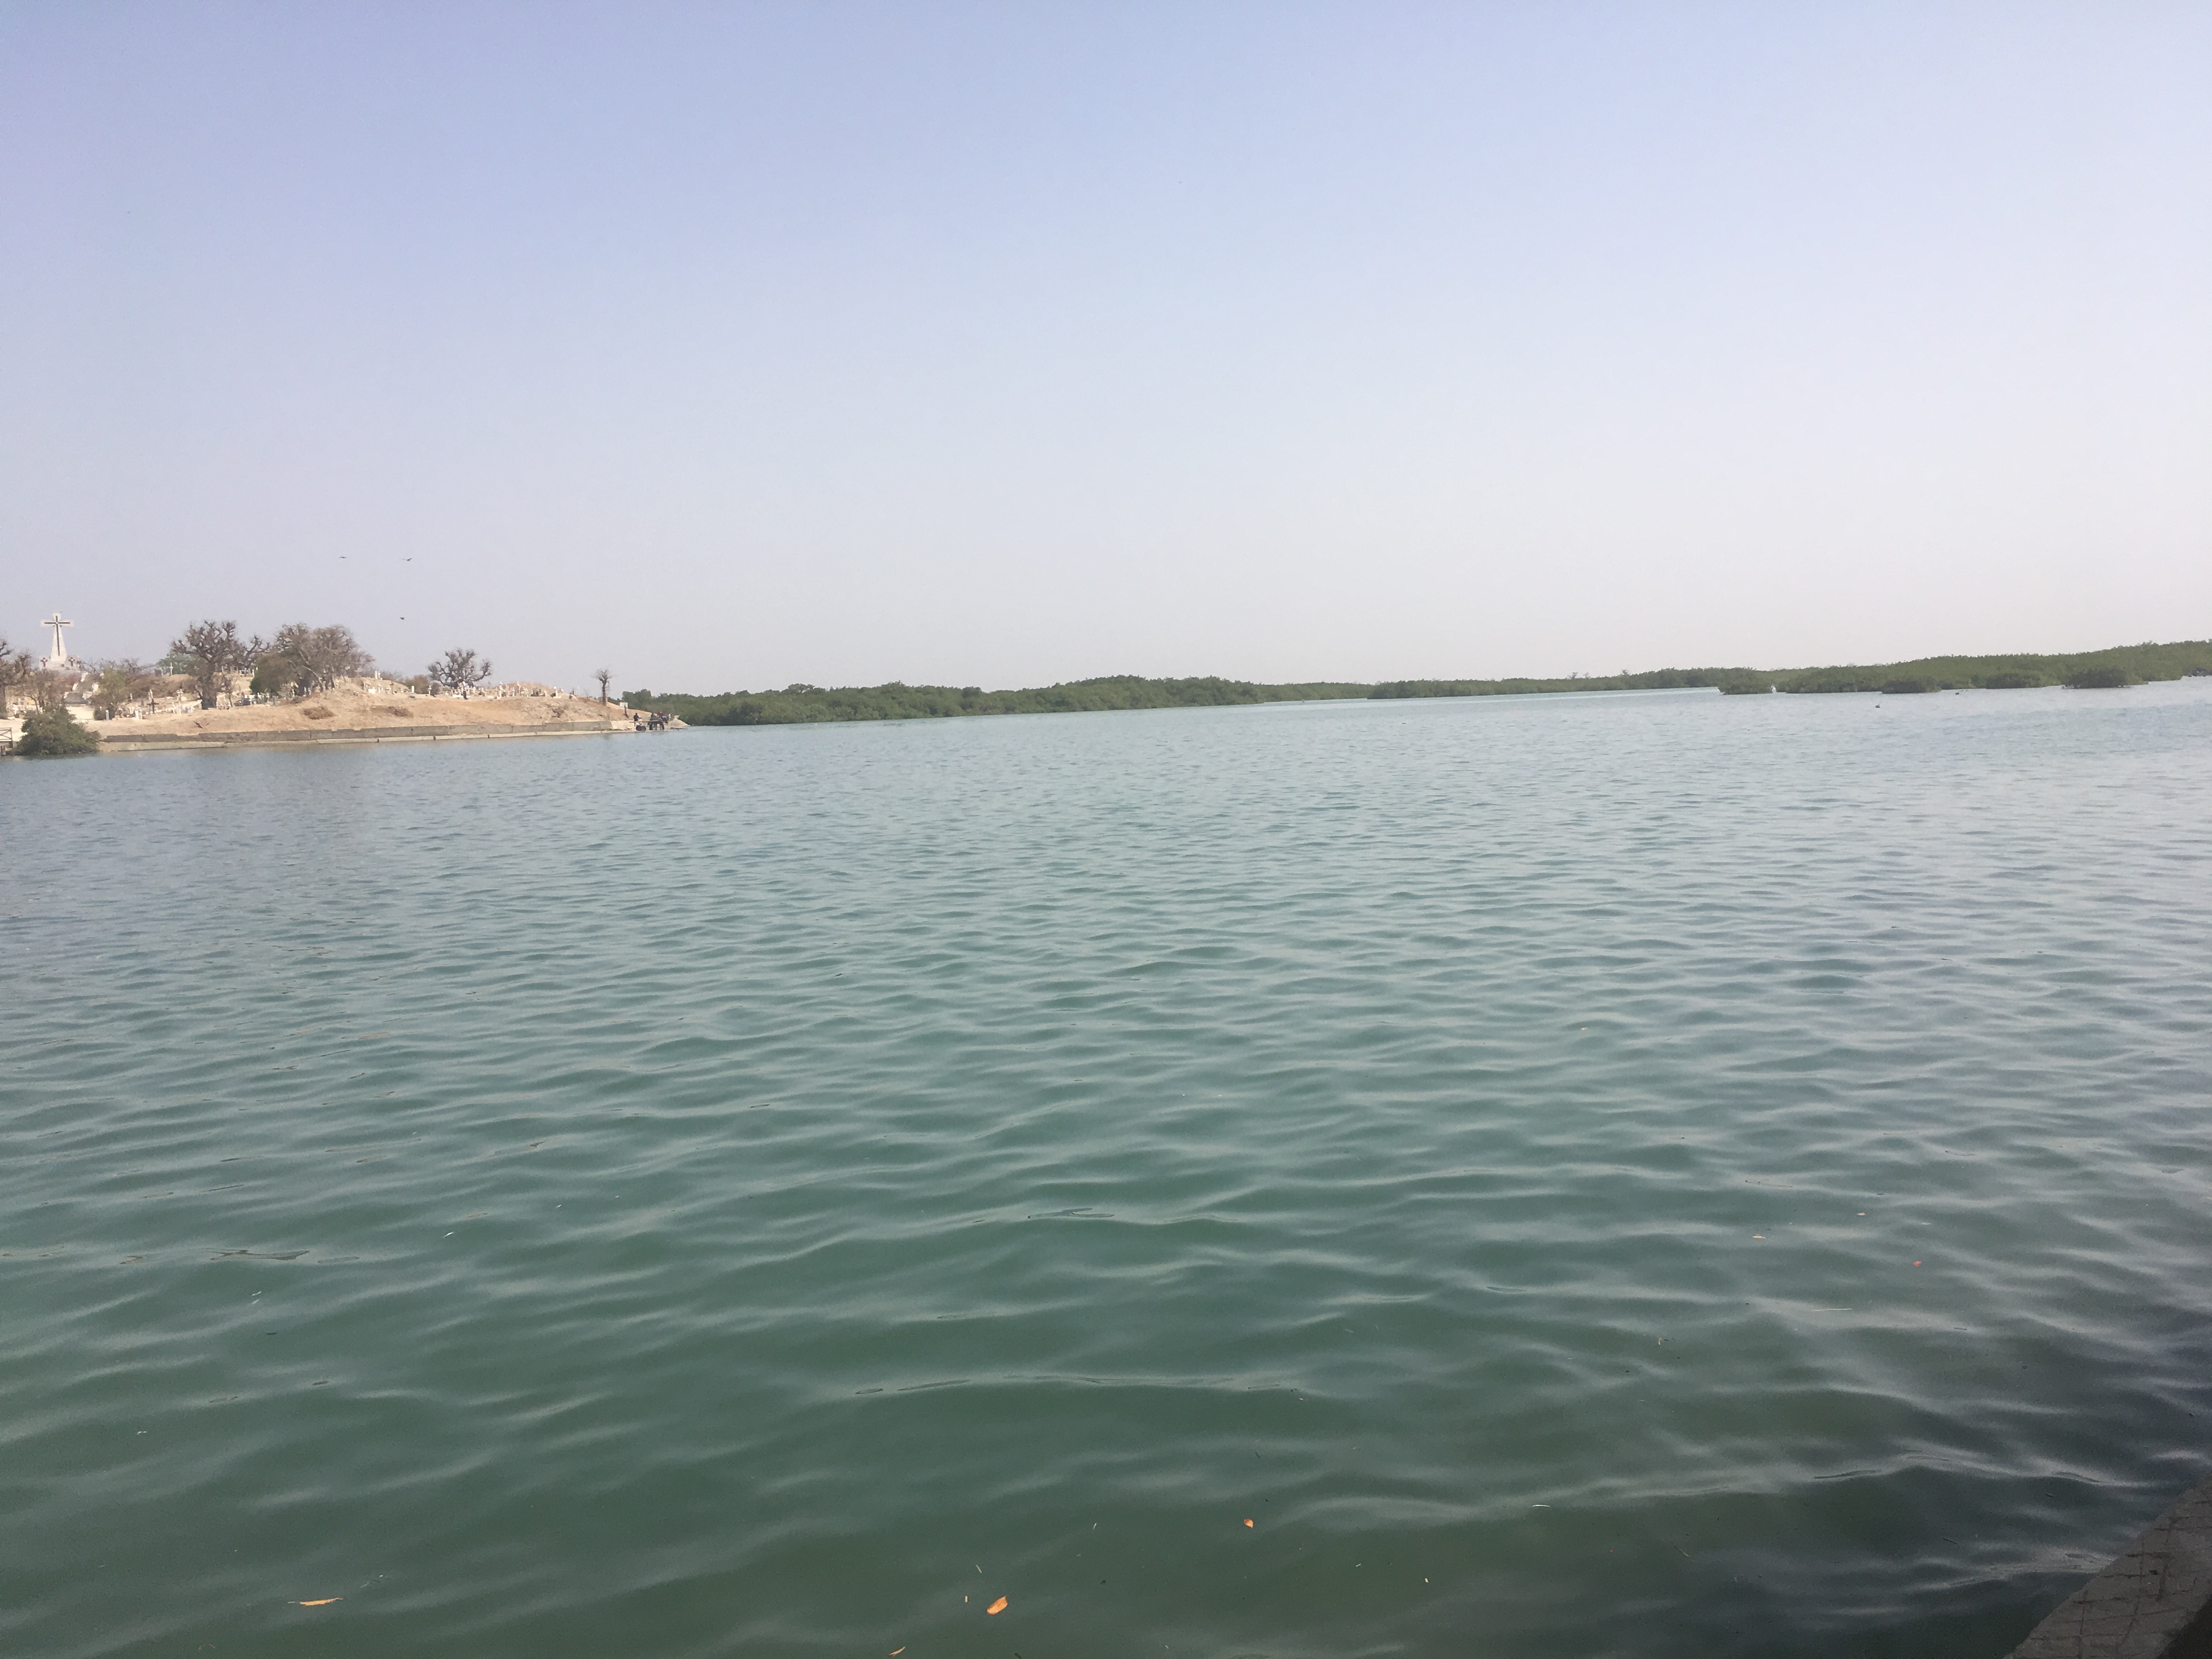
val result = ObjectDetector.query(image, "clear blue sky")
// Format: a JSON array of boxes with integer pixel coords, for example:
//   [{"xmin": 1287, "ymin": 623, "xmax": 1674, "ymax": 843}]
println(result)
[{"xmin": 4, "ymin": 2, "xmax": 2207, "ymax": 691}]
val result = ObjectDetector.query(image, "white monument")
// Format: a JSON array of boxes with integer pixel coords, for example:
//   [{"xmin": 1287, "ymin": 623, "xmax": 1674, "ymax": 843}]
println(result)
[{"xmin": 40, "ymin": 612, "xmax": 75, "ymax": 668}]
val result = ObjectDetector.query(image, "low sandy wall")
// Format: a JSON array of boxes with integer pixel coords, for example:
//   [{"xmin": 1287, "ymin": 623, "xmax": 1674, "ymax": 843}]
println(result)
[{"xmin": 97, "ymin": 721, "xmax": 632, "ymax": 752}]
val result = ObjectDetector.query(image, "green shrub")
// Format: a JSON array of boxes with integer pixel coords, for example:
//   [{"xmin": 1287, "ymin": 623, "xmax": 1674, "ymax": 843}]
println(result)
[
  {"xmin": 1880, "ymin": 676, "xmax": 1939, "ymax": 695},
  {"xmin": 15, "ymin": 706, "xmax": 100, "ymax": 757},
  {"xmin": 1981, "ymin": 670, "xmax": 2045, "ymax": 689},
  {"xmin": 2064, "ymin": 667, "xmax": 2135, "ymax": 690}
]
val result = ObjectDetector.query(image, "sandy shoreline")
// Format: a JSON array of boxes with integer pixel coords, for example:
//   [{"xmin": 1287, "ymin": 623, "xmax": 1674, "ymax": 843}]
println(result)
[{"xmin": 83, "ymin": 685, "xmax": 659, "ymax": 751}]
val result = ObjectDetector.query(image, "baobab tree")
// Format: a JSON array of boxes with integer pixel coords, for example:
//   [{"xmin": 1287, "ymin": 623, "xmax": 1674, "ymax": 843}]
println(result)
[
  {"xmin": 164, "ymin": 619, "xmax": 255, "ymax": 708},
  {"xmin": 594, "ymin": 668, "xmax": 612, "ymax": 703},
  {"xmin": 429, "ymin": 648, "xmax": 493, "ymax": 695},
  {"xmin": 0, "ymin": 636, "xmax": 30, "ymax": 715},
  {"xmin": 253, "ymin": 623, "xmax": 372, "ymax": 698}
]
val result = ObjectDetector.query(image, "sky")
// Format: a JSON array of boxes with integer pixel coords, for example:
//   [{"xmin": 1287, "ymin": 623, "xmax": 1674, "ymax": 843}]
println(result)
[{"xmin": 3, "ymin": 2, "xmax": 2207, "ymax": 692}]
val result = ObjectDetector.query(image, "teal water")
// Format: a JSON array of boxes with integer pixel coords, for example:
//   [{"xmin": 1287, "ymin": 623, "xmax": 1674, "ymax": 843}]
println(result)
[{"xmin": 5, "ymin": 684, "xmax": 2211, "ymax": 1658}]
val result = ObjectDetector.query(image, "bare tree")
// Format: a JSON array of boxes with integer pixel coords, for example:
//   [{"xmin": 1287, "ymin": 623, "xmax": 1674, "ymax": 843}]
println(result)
[
  {"xmin": 91, "ymin": 659, "xmax": 156, "ymax": 718},
  {"xmin": 163, "ymin": 619, "xmax": 255, "ymax": 709},
  {"xmin": 594, "ymin": 668, "xmax": 612, "ymax": 703},
  {"xmin": 257, "ymin": 623, "xmax": 373, "ymax": 697},
  {"xmin": 23, "ymin": 667, "xmax": 72, "ymax": 712},
  {"xmin": 0, "ymin": 637, "xmax": 31, "ymax": 716},
  {"xmin": 428, "ymin": 648, "xmax": 493, "ymax": 696}
]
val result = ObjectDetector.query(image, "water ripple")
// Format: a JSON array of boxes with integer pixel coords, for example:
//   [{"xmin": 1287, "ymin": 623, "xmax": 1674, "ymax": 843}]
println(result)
[{"xmin": 3, "ymin": 682, "xmax": 2210, "ymax": 1657}]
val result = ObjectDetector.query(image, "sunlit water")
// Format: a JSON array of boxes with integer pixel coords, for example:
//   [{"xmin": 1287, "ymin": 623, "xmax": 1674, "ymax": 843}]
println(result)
[{"xmin": 5, "ymin": 682, "xmax": 2211, "ymax": 1659}]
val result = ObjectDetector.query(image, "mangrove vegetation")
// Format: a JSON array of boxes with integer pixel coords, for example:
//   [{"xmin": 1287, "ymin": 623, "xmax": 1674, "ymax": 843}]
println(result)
[
  {"xmin": 618, "ymin": 675, "xmax": 1374, "ymax": 727},
  {"xmin": 620, "ymin": 639, "xmax": 2212, "ymax": 730}
]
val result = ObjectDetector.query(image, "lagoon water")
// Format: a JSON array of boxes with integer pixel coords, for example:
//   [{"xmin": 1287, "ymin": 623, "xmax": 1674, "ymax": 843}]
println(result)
[{"xmin": 5, "ymin": 683, "xmax": 2212, "ymax": 1658}]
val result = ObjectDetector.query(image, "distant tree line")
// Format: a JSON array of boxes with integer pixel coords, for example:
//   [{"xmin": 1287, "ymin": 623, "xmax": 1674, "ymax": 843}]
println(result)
[
  {"xmin": 618, "ymin": 674, "xmax": 1375, "ymax": 727},
  {"xmin": 1369, "ymin": 667, "xmax": 1770, "ymax": 698},
  {"xmin": 620, "ymin": 640, "xmax": 2212, "ymax": 730},
  {"xmin": 1733, "ymin": 639, "xmax": 2212, "ymax": 694},
  {"xmin": 1370, "ymin": 642, "xmax": 2212, "ymax": 698}
]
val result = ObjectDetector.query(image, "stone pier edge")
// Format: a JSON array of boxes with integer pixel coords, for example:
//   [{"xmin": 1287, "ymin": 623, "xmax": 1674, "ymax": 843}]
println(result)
[{"xmin": 2008, "ymin": 1471, "xmax": 2212, "ymax": 1658}]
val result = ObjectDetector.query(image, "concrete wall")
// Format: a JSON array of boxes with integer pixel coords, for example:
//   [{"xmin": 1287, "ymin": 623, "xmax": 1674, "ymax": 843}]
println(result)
[
  {"xmin": 97, "ymin": 722, "xmax": 631, "ymax": 752},
  {"xmin": 2008, "ymin": 1472, "xmax": 2212, "ymax": 1658}
]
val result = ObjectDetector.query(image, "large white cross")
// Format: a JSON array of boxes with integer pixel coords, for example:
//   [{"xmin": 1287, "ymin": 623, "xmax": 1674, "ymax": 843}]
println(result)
[{"xmin": 41, "ymin": 613, "xmax": 74, "ymax": 667}]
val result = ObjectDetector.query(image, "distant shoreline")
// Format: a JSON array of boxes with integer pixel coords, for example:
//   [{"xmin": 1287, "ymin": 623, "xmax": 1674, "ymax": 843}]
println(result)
[{"xmin": 624, "ymin": 637, "xmax": 2212, "ymax": 730}]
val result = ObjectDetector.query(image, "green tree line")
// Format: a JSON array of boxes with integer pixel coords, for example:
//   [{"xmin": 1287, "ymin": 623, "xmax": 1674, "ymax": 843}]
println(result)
[
  {"xmin": 1373, "ymin": 641, "xmax": 2212, "ymax": 698},
  {"xmin": 1368, "ymin": 667, "xmax": 1770, "ymax": 698},
  {"xmin": 619, "ymin": 674, "xmax": 1374, "ymax": 726},
  {"xmin": 1742, "ymin": 639, "xmax": 2212, "ymax": 694},
  {"xmin": 622, "ymin": 640, "xmax": 2212, "ymax": 729}
]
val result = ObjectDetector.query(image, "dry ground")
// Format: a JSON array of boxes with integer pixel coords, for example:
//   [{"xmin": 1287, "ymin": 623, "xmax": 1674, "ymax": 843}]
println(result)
[{"xmin": 101, "ymin": 686, "xmax": 632, "ymax": 738}]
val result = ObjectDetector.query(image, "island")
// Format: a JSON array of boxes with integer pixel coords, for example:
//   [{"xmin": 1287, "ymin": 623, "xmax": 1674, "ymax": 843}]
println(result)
[{"xmin": 0, "ymin": 619, "xmax": 678, "ymax": 755}]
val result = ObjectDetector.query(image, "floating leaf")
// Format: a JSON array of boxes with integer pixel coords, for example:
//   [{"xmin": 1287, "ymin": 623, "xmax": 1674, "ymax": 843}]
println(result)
[
  {"xmin": 986, "ymin": 1595, "xmax": 1008, "ymax": 1615},
  {"xmin": 295, "ymin": 1598, "xmax": 341, "ymax": 1606},
  {"xmin": 1244, "ymin": 1519, "xmax": 1254, "ymax": 1527}
]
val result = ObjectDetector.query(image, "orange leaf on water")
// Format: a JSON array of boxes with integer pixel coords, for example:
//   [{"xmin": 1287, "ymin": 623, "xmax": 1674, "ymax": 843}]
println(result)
[
  {"xmin": 986, "ymin": 1595, "xmax": 1008, "ymax": 1615},
  {"xmin": 295, "ymin": 1598, "xmax": 342, "ymax": 1607},
  {"xmin": 1244, "ymin": 1519, "xmax": 1254, "ymax": 1527}
]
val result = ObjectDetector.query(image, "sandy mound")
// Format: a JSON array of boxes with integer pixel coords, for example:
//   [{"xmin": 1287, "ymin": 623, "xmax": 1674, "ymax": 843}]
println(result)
[{"xmin": 107, "ymin": 685, "xmax": 633, "ymax": 737}]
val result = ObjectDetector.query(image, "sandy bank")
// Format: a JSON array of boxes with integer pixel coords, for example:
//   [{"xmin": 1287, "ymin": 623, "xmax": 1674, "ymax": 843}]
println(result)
[{"xmin": 91, "ymin": 686, "xmax": 665, "ymax": 751}]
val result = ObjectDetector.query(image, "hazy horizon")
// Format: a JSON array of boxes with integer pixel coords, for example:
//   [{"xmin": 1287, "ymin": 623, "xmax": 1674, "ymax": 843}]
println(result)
[{"xmin": 5, "ymin": 3, "xmax": 2208, "ymax": 691}]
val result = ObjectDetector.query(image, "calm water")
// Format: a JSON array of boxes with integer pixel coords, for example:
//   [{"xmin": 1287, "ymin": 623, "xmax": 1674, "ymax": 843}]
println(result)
[{"xmin": 5, "ymin": 684, "xmax": 2211, "ymax": 1659}]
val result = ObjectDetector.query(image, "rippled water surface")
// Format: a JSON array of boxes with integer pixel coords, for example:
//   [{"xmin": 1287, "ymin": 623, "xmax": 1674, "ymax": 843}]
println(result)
[{"xmin": 6, "ymin": 684, "xmax": 2212, "ymax": 1658}]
